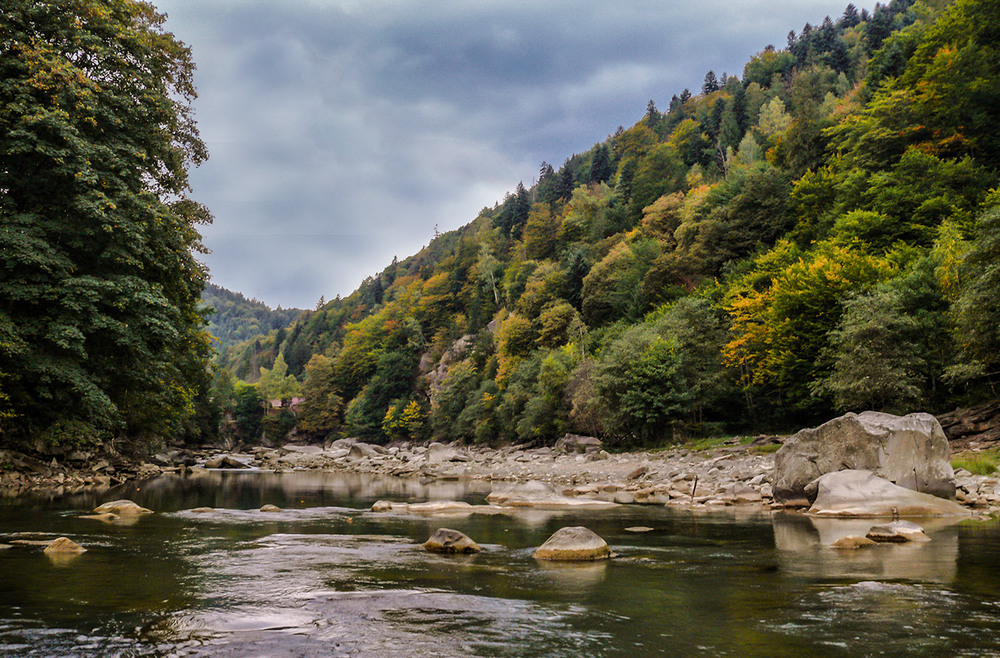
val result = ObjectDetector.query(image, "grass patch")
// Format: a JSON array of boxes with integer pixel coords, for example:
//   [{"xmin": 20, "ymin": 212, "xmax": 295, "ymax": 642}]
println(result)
[
  {"xmin": 952, "ymin": 450, "xmax": 1000, "ymax": 476},
  {"xmin": 750, "ymin": 442, "xmax": 783, "ymax": 455}
]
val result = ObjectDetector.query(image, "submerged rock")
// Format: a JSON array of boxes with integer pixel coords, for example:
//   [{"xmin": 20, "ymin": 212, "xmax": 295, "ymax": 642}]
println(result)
[
  {"xmin": 806, "ymin": 470, "xmax": 970, "ymax": 518},
  {"xmin": 423, "ymin": 528, "xmax": 481, "ymax": 554},
  {"xmin": 533, "ymin": 526, "xmax": 612, "ymax": 561},
  {"xmin": 773, "ymin": 412, "xmax": 955, "ymax": 505},
  {"xmin": 865, "ymin": 520, "xmax": 931, "ymax": 543}
]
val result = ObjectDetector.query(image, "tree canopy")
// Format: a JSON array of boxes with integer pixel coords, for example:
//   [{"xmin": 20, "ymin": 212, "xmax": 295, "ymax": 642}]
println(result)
[{"xmin": 0, "ymin": 0, "xmax": 212, "ymax": 449}]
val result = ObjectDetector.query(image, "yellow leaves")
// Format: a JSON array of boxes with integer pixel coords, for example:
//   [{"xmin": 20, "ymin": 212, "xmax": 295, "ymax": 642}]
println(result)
[{"xmin": 723, "ymin": 240, "xmax": 897, "ymax": 389}]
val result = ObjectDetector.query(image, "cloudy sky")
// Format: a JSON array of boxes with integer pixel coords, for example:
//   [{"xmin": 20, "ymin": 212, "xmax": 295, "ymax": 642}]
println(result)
[{"xmin": 156, "ymin": 0, "xmax": 868, "ymax": 310}]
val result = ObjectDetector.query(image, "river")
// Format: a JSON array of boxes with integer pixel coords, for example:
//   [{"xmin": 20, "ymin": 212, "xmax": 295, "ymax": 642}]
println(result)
[{"xmin": 1, "ymin": 470, "xmax": 1000, "ymax": 656}]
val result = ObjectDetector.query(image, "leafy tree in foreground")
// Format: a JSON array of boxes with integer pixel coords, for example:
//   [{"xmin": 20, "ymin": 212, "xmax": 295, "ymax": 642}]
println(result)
[{"xmin": 0, "ymin": 0, "xmax": 212, "ymax": 449}]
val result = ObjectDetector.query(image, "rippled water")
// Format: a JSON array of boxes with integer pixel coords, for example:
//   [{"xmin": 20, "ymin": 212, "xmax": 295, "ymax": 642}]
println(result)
[{"xmin": 2, "ymin": 470, "xmax": 1000, "ymax": 656}]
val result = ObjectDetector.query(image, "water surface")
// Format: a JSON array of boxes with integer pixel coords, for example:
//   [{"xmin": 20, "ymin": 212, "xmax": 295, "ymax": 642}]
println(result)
[{"xmin": 2, "ymin": 470, "xmax": 1000, "ymax": 656}]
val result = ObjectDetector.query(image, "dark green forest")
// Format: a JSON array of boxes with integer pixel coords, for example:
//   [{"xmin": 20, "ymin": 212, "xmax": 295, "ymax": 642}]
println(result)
[
  {"xmin": 0, "ymin": 0, "xmax": 215, "ymax": 451},
  {"xmin": 202, "ymin": 283, "xmax": 303, "ymax": 351},
  {"xmin": 3, "ymin": 0, "xmax": 999, "ymax": 455}
]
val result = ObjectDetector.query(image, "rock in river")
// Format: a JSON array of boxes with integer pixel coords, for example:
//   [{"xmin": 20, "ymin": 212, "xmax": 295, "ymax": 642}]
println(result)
[
  {"xmin": 92, "ymin": 499, "xmax": 153, "ymax": 517},
  {"xmin": 44, "ymin": 536, "xmax": 86, "ymax": 554},
  {"xmin": 533, "ymin": 526, "xmax": 612, "ymax": 561},
  {"xmin": 423, "ymin": 528, "xmax": 481, "ymax": 554},
  {"xmin": 774, "ymin": 411, "xmax": 956, "ymax": 505},
  {"xmin": 806, "ymin": 470, "xmax": 970, "ymax": 518},
  {"xmin": 865, "ymin": 520, "xmax": 931, "ymax": 543}
]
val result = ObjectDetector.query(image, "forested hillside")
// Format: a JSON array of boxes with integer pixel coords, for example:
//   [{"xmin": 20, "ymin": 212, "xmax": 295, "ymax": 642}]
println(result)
[
  {"xmin": 203, "ymin": 283, "xmax": 303, "ymax": 351},
  {"xmin": 218, "ymin": 0, "xmax": 1000, "ymax": 448}
]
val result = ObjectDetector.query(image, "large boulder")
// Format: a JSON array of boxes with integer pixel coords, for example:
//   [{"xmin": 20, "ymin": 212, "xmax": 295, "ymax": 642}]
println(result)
[
  {"xmin": 423, "ymin": 528, "xmax": 481, "ymax": 554},
  {"xmin": 533, "ymin": 526, "xmax": 612, "ymax": 561},
  {"xmin": 806, "ymin": 470, "xmax": 970, "ymax": 517},
  {"xmin": 773, "ymin": 411, "xmax": 955, "ymax": 505}
]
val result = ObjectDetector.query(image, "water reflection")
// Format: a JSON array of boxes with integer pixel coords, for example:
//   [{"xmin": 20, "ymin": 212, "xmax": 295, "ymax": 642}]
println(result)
[
  {"xmin": 1, "ymin": 471, "xmax": 1000, "ymax": 656},
  {"xmin": 772, "ymin": 511, "xmax": 960, "ymax": 582}
]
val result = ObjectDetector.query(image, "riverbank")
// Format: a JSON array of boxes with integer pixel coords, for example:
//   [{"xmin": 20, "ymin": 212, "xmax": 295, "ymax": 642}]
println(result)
[{"xmin": 7, "ymin": 435, "xmax": 998, "ymax": 515}]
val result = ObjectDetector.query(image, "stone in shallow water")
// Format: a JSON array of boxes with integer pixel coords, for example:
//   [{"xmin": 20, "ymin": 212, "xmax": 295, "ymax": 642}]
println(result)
[
  {"xmin": 625, "ymin": 526, "xmax": 655, "ymax": 533},
  {"xmin": 830, "ymin": 535, "xmax": 877, "ymax": 549},
  {"xmin": 44, "ymin": 536, "xmax": 86, "ymax": 554},
  {"xmin": 533, "ymin": 526, "xmax": 612, "ymax": 561},
  {"xmin": 866, "ymin": 520, "xmax": 931, "ymax": 543},
  {"xmin": 92, "ymin": 499, "xmax": 153, "ymax": 517},
  {"xmin": 423, "ymin": 528, "xmax": 481, "ymax": 554},
  {"xmin": 259, "ymin": 504, "xmax": 282, "ymax": 512}
]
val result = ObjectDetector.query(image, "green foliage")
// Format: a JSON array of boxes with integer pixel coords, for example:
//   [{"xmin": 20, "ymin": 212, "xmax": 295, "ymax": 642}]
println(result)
[
  {"xmin": 202, "ymin": 283, "xmax": 303, "ymax": 351},
  {"xmin": 814, "ymin": 258, "xmax": 951, "ymax": 413},
  {"xmin": 233, "ymin": 382, "xmax": 264, "ymax": 442},
  {"xmin": 208, "ymin": 0, "xmax": 1000, "ymax": 447},
  {"xmin": 0, "ymin": 0, "xmax": 213, "ymax": 449}
]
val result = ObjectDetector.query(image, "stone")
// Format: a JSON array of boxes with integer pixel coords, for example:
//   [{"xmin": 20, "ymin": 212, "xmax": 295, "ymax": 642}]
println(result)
[
  {"xmin": 205, "ymin": 455, "xmax": 250, "ymax": 469},
  {"xmin": 348, "ymin": 442, "xmax": 381, "ymax": 459},
  {"xmin": 487, "ymin": 481, "xmax": 618, "ymax": 510},
  {"xmin": 189, "ymin": 507, "xmax": 214, "ymax": 513},
  {"xmin": 423, "ymin": 528, "xmax": 481, "ymax": 554},
  {"xmin": 627, "ymin": 465, "xmax": 649, "ymax": 480},
  {"xmin": 865, "ymin": 520, "xmax": 931, "ymax": 543},
  {"xmin": 259, "ymin": 504, "xmax": 282, "ymax": 512},
  {"xmin": 830, "ymin": 535, "xmax": 877, "ymax": 549},
  {"xmin": 44, "ymin": 537, "xmax": 86, "ymax": 554},
  {"xmin": 773, "ymin": 411, "xmax": 955, "ymax": 505},
  {"xmin": 720, "ymin": 482, "xmax": 763, "ymax": 505},
  {"xmin": 806, "ymin": 470, "xmax": 971, "ymax": 518},
  {"xmin": 371, "ymin": 500, "xmax": 396, "ymax": 512},
  {"xmin": 625, "ymin": 526, "xmax": 654, "ymax": 533},
  {"xmin": 533, "ymin": 526, "xmax": 612, "ymax": 561},
  {"xmin": 554, "ymin": 434, "xmax": 603, "ymax": 454},
  {"xmin": 92, "ymin": 499, "xmax": 153, "ymax": 517}
]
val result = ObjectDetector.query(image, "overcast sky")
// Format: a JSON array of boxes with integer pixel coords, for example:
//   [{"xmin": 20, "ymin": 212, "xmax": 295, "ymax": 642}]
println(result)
[{"xmin": 156, "ymin": 0, "xmax": 868, "ymax": 310}]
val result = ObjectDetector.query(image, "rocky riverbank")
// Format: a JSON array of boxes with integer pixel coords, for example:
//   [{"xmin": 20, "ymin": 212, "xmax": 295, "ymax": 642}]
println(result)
[{"xmin": 4, "ymin": 432, "xmax": 1000, "ymax": 515}]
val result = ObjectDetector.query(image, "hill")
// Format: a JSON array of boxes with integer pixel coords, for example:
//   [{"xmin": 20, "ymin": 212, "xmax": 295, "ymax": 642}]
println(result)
[
  {"xmin": 214, "ymin": 0, "xmax": 1000, "ymax": 448},
  {"xmin": 202, "ymin": 283, "xmax": 304, "ymax": 352}
]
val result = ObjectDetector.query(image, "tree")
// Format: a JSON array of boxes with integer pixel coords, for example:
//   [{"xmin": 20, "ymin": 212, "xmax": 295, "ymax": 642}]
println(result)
[
  {"xmin": 256, "ymin": 353, "xmax": 301, "ymax": 403},
  {"xmin": 702, "ymin": 71, "xmax": 720, "ymax": 94},
  {"xmin": 0, "ymin": 0, "xmax": 212, "ymax": 448},
  {"xmin": 298, "ymin": 354, "xmax": 342, "ymax": 436}
]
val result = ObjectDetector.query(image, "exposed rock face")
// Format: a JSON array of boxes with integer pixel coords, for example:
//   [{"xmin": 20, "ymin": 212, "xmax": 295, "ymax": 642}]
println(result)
[
  {"xmin": 773, "ymin": 412, "xmax": 955, "ymax": 505},
  {"xmin": 423, "ymin": 528, "xmax": 481, "ymax": 554},
  {"xmin": 866, "ymin": 520, "xmax": 931, "ymax": 543},
  {"xmin": 806, "ymin": 470, "xmax": 970, "ymax": 518},
  {"xmin": 92, "ymin": 499, "xmax": 153, "ymax": 517},
  {"xmin": 533, "ymin": 526, "xmax": 612, "ymax": 561}
]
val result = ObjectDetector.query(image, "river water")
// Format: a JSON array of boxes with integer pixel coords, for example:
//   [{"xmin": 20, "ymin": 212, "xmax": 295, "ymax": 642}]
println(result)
[{"xmin": 1, "ymin": 470, "xmax": 1000, "ymax": 656}]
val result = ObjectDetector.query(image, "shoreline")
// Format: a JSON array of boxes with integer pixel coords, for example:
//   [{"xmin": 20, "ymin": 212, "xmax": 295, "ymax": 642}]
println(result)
[{"xmin": 6, "ymin": 439, "xmax": 998, "ymax": 516}]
